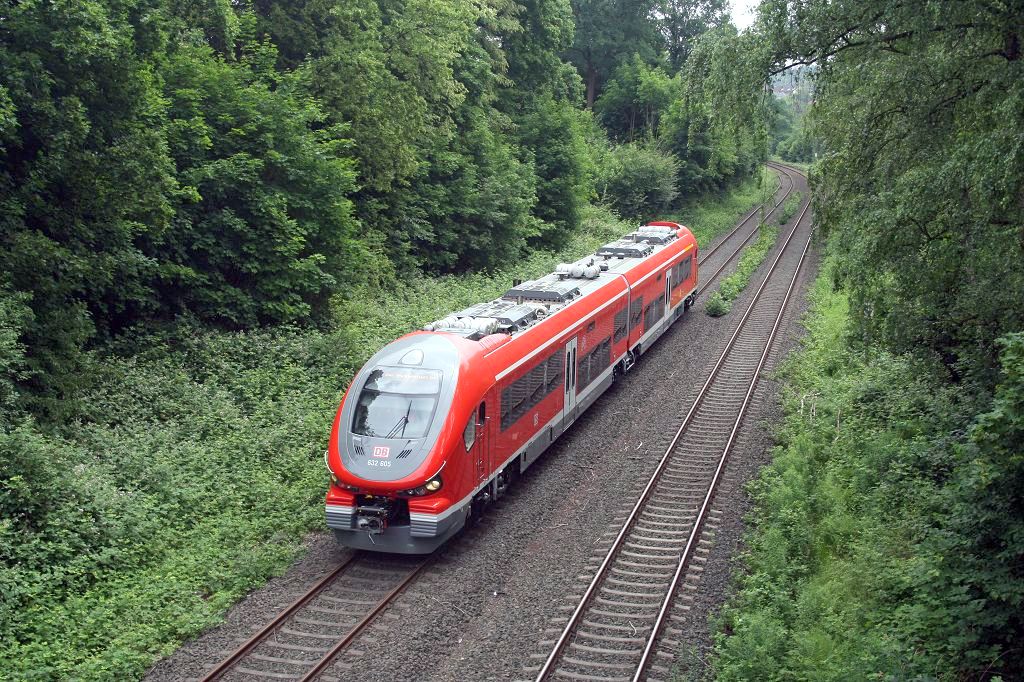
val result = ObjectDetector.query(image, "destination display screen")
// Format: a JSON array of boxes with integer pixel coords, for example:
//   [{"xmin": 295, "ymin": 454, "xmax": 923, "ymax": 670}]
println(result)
[{"xmin": 362, "ymin": 367, "xmax": 442, "ymax": 395}]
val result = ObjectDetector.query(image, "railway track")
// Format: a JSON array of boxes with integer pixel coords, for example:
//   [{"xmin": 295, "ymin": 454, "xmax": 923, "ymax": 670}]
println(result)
[
  {"xmin": 694, "ymin": 163, "xmax": 799, "ymax": 296},
  {"xmin": 190, "ymin": 163, "xmax": 805, "ymax": 682},
  {"xmin": 200, "ymin": 554, "xmax": 428, "ymax": 682},
  {"xmin": 529, "ymin": 164, "xmax": 812, "ymax": 682}
]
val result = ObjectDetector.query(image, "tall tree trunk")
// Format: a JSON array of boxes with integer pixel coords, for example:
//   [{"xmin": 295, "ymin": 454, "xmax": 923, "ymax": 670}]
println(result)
[{"xmin": 586, "ymin": 62, "xmax": 598, "ymax": 109}]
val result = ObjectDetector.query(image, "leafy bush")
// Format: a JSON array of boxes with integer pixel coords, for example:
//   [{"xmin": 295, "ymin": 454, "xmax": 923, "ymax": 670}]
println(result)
[
  {"xmin": 596, "ymin": 142, "xmax": 680, "ymax": 221},
  {"xmin": 713, "ymin": 262, "xmax": 1024, "ymax": 680},
  {"xmin": 0, "ymin": 327, "xmax": 347, "ymax": 680},
  {"xmin": 705, "ymin": 292, "xmax": 730, "ymax": 317}
]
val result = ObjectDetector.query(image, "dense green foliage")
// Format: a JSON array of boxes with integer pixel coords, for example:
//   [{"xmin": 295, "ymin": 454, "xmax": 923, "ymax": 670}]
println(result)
[
  {"xmin": 596, "ymin": 55, "xmax": 679, "ymax": 142},
  {"xmin": 716, "ymin": 266, "xmax": 1024, "ymax": 679},
  {"xmin": 661, "ymin": 25, "xmax": 767, "ymax": 195},
  {"xmin": 0, "ymin": 0, "xmax": 768, "ymax": 402},
  {"xmin": 714, "ymin": 1, "xmax": 1024, "ymax": 678},
  {"xmin": 765, "ymin": 0, "xmax": 1024, "ymax": 396},
  {"xmin": 596, "ymin": 142, "xmax": 680, "ymax": 221}
]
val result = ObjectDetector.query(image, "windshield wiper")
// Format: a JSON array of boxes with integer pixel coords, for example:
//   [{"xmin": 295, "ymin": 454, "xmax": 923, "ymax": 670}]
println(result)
[{"xmin": 384, "ymin": 401, "xmax": 414, "ymax": 439}]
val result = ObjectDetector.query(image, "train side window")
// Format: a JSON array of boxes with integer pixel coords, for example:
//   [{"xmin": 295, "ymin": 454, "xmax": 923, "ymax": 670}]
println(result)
[
  {"xmin": 463, "ymin": 411, "xmax": 476, "ymax": 451},
  {"xmin": 528, "ymin": 363, "xmax": 546, "ymax": 405},
  {"xmin": 500, "ymin": 385, "xmax": 514, "ymax": 430},
  {"xmin": 545, "ymin": 349, "xmax": 564, "ymax": 393},
  {"xmin": 576, "ymin": 337, "xmax": 612, "ymax": 394},
  {"xmin": 644, "ymin": 294, "xmax": 665, "ymax": 329},
  {"xmin": 613, "ymin": 307, "xmax": 627, "ymax": 342},
  {"xmin": 630, "ymin": 296, "xmax": 644, "ymax": 330},
  {"xmin": 501, "ymin": 351, "xmax": 564, "ymax": 432},
  {"xmin": 680, "ymin": 256, "xmax": 691, "ymax": 286}
]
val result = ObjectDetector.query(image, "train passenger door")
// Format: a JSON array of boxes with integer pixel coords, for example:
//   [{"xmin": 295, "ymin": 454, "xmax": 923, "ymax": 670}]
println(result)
[
  {"xmin": 563, "ymin": 337, "xmax": 578, "ymax": 427},
  {"xmin": 466, "ymin": 401, "xmax": 488, "ymax": 483}
]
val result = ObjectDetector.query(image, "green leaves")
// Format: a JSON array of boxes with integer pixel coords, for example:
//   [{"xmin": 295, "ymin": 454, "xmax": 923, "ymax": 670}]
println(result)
[
  {"xmin": 596, "ymin": 141, "xmax": 680, "ymax": 220},
  {"xmin": 595, "ymin": 54, "xmax": 680, "ymax": 142},
  {"xmin": 157, "ymin": 42, "xmax": 362, "ymax": 327},
  {"xmin": 768, "ymin": 0, "xmax": 1024, "ymax": 394},
  {"xmin": 716, "ymin": 241, "xmax": 1024, "ymax": 678}
]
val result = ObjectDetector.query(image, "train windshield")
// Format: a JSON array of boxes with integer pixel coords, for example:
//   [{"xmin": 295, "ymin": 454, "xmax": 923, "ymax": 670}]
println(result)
[{"xmin": 351, "ymin": 367, "xmax": 442, "ymax": 439}]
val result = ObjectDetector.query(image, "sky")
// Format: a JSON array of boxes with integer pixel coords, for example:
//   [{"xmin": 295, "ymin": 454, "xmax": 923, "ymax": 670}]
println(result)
[{"xmin": 730, "ymin": 0, "xmax": 759, "ymax": 30}]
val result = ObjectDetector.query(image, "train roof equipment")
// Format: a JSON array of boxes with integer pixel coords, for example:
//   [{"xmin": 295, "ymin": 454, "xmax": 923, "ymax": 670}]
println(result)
[{"xmin": 422, "ymin": 222, "xmax": 692, "ymax": 342}]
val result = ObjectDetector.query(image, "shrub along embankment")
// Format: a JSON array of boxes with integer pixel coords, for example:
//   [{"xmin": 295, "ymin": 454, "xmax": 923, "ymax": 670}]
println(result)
[
  {"xmin": 0, "ymin": 173, "xmax": 770, "ymax": 681},
  {"xmin": 713, "ymin": 260, "xmax": 1024, "ymax": 680}
]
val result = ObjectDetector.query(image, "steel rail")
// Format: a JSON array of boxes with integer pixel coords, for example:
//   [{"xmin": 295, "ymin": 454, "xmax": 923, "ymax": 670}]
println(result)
[
  {"xmin": 534, "ymin": 166, "xmax": 811, "ymax": 682},
  {"xmin": 199, "ymin": 555, "xmax": 358, "ymax": 681},
  {"xmin": 697, "ymin": 163, "xmax": 793, "ymax": 265},
  {"xmin": 200, "ymin": 554, "xmax": 428, "ymax": 682},
  {"xmin": 695, "ymin": 164, "xmax": 799, "ymax": 296},
  {"xmin": 631, "ymin": 190, "xmax": 813, "ymax": 682},
  {"xmin": 297, "ymin": 559, "xmax": 430, "ymax": 682}
]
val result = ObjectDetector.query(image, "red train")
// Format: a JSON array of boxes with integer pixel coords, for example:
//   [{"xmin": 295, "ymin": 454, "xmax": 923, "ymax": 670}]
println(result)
[{"xmin": 325, "ymin": 222, "xmax": 698, "ymax": 553}]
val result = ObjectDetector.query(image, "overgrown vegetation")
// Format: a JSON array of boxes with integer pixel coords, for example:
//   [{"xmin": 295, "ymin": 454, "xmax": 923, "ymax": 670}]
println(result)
[
  {"xmin": 715, "ymin": 263, "xmax": 1024, "ymax": 679},
  {"xmin": 776, "ymin": 191, "xmax": 801, "ymax": 224},
  {"xmin": 713, "ymin": 1, "xmax": 1024, "ymax": 678},
  {"xmin": 704, "ymin": 223, "xmax": 779, "ymax": 318}
]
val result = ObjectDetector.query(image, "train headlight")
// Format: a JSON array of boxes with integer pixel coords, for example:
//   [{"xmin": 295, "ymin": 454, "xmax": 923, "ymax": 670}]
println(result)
[{"xmin": 401, "ymin": 475, "xmax": 442, "ymax": 496}]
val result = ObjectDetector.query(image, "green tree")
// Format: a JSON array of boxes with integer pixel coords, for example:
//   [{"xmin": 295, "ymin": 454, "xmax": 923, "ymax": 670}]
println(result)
[
  {"xmin": 657, "ymin": 0, "xmax": 727, "ymax": 70},
  {"xmin": 250, "ymin": 0, "xmax": 475, "ymax": 269},
  {"xmin": 906, "ymin": 333, "xmax": 1024, "ymax": 674},
  {"xmin": 758, "ymin": 0, "xmax": 1024, "ymax": 392},
  {"xmin": 565, "ymin": 0, "xmax": 662, "ymax": 108},
  {"xmin": 515, "ymin": 97, "xmax": 594, "ymax": 249},
  {"xmin": 0, "ymin": 0, "xmax": 177, "ymax": 402},
  {"xmin": 714, "ymin": 3, "xmax": 1024, "ymax": 679},
  {"xmin": 595, "ymin": 54, "xmax": 679, "ymax": 141},
  {"xmin": 496, "ymin": 0, "xmax": 592, "ymax": 248},
  {"xmin": 400, "ymin": 15, "xmax": 543, "ymax": 271},
  {"xmin": 155, "ymin": 41, "xmax": 363, "ymax": 327},
  {"xmin": 661, "ymin": 25, "xmax": 767, "ymax": 194}
]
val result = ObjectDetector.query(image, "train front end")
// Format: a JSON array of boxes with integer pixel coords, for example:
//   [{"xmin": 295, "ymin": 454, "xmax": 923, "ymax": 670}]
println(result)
[{"xmin": 325, "ymin": 333, "xmax": 477, "ymax": 554}]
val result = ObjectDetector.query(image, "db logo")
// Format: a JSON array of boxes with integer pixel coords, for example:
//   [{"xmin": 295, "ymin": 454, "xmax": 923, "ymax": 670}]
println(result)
[{"xmin": 372, "ymin": 446, "xmax": 390, "ymax": 458}]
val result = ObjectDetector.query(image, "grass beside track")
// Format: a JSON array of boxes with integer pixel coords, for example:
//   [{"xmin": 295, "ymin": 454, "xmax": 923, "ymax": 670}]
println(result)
[{"xmin": 0, "ymin": 175, "xmax": 772, "ymax": 681}]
